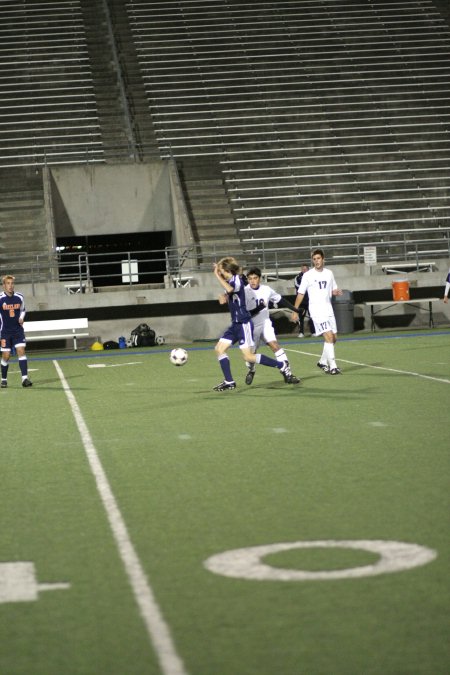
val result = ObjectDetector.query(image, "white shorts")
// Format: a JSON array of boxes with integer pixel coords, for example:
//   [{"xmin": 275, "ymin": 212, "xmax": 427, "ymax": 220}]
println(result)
[
  {"xmin": 310, "ymin": 312, "xmax": 337, "ymax": 336},
  {"xmin": 252, "ymin": 318, "xmax": 277, "ymax": 349}
]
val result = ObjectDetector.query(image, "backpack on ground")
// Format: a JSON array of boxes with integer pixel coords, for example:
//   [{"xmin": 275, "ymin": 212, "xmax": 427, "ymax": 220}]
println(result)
[
  {"xmin": 103, "ymin": 340, "xmax": 120, "ymax": 350},
  {"xmin": 130, "ymin": 323, "xmax": 156, "ymax": 347}
]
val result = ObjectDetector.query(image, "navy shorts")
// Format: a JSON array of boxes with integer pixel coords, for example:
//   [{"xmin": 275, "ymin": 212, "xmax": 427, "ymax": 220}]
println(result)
[
  {"xmin": 220, "ymin": 321, "xmax": 254, "ymax": 348},
  {"xmin": 0, "ymin": 327, "xmax": 26, "ymax": 351}
]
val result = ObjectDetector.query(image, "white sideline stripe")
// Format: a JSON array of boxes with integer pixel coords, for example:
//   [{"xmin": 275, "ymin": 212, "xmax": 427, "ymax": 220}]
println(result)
[
  {"xmin": 286, "ymin": 349, "xmax": 450, "ymax": 384},
  {"xmin": 87, "ymin": 362, "xmax": 142, "ymax": 368},
  {"xmin": 53, "ymin": 360, "xmax": 188, "ymax": 675}
]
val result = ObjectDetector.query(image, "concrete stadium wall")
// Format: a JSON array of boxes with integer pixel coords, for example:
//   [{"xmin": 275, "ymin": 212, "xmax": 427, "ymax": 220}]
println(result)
[
  {"xmin": 21, "ymin": 260, "xmax": 450, "ymax": 346},
  {"xmin": 49, "ymin": 162, "xmax": 174, "ymax": 236}
]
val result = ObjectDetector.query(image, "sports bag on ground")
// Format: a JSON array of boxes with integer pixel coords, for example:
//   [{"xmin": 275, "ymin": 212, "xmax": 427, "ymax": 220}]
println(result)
[{"xmin": 130, "ymin": 323, "xmax": 156, "ymax": 347}]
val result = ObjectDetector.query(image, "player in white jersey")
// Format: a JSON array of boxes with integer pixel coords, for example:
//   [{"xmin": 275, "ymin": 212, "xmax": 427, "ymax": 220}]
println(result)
[
  {"xmin": 243, "ymin": 268, "xmax": 300, "ymax": 385},
  {"xmin": 292, "ymin": 249, "xmax": 343, "ymax": 375}
]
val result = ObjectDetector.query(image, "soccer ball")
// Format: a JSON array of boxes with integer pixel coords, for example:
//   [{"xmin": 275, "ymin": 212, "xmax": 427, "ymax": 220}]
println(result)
[{"xmin": 170, "ymin": 348, "xmax": 188, "ymax": 366}]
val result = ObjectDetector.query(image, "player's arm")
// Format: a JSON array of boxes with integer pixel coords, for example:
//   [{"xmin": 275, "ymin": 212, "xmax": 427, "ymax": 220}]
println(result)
[
  {"xmin": 249, "ymin": 299, "xmax": 266, "ymax": 317},
  {"xmin": 444, "ymin": 280, "xmax": 450, "ymax": 303},
  {"xmin": 19, "ymin": 299, "xmax": 26, "ymax": 324},
  {"xmin": 213, "ymin": 263, "xmax": 233, "ymax": 294},
  {"xmin": 291, "ymin": 291, "xmax": 305, "ymax": 322},
  {"xmin": 218, "ymin": 293, "xmax": 229, "ymax": 305},
  {"xmin": 276, "ymin": 296, "xmax": 302, "ymax": 314}
]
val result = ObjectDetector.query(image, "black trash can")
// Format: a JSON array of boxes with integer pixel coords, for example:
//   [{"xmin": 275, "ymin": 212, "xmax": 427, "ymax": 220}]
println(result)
[{"xmin": 332, "ymin": 290, "xmax": 355, "ymax": 333}]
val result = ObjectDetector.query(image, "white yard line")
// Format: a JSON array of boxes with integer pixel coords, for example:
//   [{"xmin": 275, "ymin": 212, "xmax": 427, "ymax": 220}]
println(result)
[
  {"xmin": 87, "ymin": 361, "xmax": 142, "ymax": 368},
  {"xmin": 53, "ymin": 360, "xmax": 188, "ymax": 675},
  {"xmin": 286, "ymin": 349, "xmax": 450, "ymax": 385}
]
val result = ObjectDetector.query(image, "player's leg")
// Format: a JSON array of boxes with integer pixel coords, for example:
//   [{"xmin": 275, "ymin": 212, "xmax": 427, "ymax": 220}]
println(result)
[
  {"xmin": 245, "ymin": 325, "xmax": 261, "ymax": 385},
  {"xmin": 1, "ymin": 336, "xmax": 11, "ymax": 387},
  {"xmin": 239, "ymin": 322, "xmax": 288, "ymax": 374},
  {"xmin": 266, "ymin": 320, "xmax": 301, "ymax": 383},
  {"xmin": 15, "ymin": 343, "xmax": 32, "ymax": 387},
  {"xmin": 214, "ymin": 333, "xmax": 235, "ymax": 390},
  {"xmin": 321, "ymin": 313, "xmax": 340, "ymax": 374},
  {"xmin": 314, "ymin": 313, "xmax": 340, "ymax": 374},
  {"xmin": 322, "ymin": 331, "xmax": 341, "ymax": 374},
  {"xmin": 311, "ymin": 316, "xmax": 335, "ymax": 372},
  {"xmin": 241, "ymin": 348, "xmax": 300, "ymax": 385}
]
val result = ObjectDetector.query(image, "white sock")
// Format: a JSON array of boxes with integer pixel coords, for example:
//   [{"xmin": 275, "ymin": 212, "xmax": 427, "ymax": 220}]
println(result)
[
  {"xmin": 323, "ymin": 342, "xmax": 337, "ymax": 370},
  {"xmin": 274, "ymin": 348, "xmax": 287, "ymax": 363}
]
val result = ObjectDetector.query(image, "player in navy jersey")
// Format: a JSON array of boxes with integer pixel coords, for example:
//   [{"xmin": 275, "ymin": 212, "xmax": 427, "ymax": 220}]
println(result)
[
  {"xmin": 443, "ymin": 268, "xmax": 450, "ymax": 303},
  {"xmin": 0, "ymin": 275, "xmax": 32, "ymax": 388},
  {"xmin": 213, "ymin": 257, "xmax": 295, "ymax": 391}
]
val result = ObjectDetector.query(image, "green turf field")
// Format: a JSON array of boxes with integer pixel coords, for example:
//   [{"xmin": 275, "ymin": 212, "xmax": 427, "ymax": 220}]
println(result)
[{"xmin": 1, "ymin": 330, "xmax": 449, "ymax": 675}]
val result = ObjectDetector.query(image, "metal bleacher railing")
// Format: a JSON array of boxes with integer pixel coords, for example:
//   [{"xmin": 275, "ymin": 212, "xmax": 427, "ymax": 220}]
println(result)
[
  {"xmin": 127, "ymin": 0, "xmax": 450, "ymax": 267},
  {"xmin": 8, "ymin": 227, "xmax": 449, "ymax": 295}
]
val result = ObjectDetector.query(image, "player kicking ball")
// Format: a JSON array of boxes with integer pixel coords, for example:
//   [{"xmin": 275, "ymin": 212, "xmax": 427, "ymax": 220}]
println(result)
[
  {"xmin": 292, "ymin": 249, "xmax": 343, "ymax": 375},
  {"xmin": 213, "ymin": 257, "xmax": 298, "ymax": 391}
]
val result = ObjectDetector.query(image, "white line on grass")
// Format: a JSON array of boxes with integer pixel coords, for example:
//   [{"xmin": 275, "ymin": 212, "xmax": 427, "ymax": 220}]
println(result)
[
  {"xmin": 286, "ymin": 349, "xmax": 450, "ymax": 385},
  {"xmin": 87, "ymin": 362, "xmax": 142, "ymax": 368},
  {"xmin": 53, "ymin": 360, "xmax": 188, "ymax": 675}
]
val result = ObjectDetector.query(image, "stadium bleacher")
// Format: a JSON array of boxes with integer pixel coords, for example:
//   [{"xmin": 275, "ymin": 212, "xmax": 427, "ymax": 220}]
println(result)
[
  {"xmin": 126, "ymin": 0, "xmax": 450, "ymax": 268},
  {"xmin": 0, "ymin": 0, "xmax": 449, "ymax": 279}
]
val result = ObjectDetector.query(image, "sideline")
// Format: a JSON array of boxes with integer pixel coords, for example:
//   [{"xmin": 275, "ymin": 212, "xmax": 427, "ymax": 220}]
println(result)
[
  {"xmin": 53, "ymin": 360, "xmax": 188, "ymax": 675},
  {"xmin": 285, "ymin": 348, "xmax": 450, "ymax": 385},
  {"xmin": 26, "ymin": 329, "xmax": 450, "ymax": 364}
]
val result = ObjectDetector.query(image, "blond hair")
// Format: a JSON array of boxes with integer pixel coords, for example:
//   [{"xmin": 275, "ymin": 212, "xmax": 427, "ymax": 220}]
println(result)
[
  {"xmin": 2, "ymin": 275, "xmax": 15, "ymax": 285},
  {"xmin": 217, "ymin": 257, "xmax": 240, "ymax": 275}
]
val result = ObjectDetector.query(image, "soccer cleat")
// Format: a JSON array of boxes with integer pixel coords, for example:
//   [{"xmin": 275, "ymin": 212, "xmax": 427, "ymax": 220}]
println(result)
[
  {"xmin": 213, "ymin": 380, "xmax": 236, "ymax": 391},
  {"xmin": 245, "ymin": 370, "xmax": 255, "ymax": 385},
  {"xmin": 280, "ymin": 361, "xmax": 300, "ymax": 384},
  {"xmin": 22, "ymin": 378, "xmax": 33, "ymax": 387},
  {"xmin": 286, "ymin": 373, "xmax": 301, "ymax": 384},
  {"xmin": 1, "ymin": 380, "xmax": 7, "ymax": 388},
  {"xmin": 297, "ymin": 332, "xmax": 304, "ymax": 338},
  {"xmin": 317, "ymin": 361, "xmax": 329, "ymax": 373},
  {"xmin": 280, "ymin": 361, "xmax": 291, "ymax": 380},
  {"xmin": 326, "ymin": 368, "xmax": 342, "ymax": 375}
]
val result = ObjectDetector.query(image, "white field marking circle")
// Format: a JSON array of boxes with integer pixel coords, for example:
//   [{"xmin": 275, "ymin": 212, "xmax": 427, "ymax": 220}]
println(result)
[
  {"xmin": 204, "ymin": 540, "xmax": 437, "ymax": 581},
  {"xmin": 285, "ymin": 349, "xmax": 450, "ymax": 385}
]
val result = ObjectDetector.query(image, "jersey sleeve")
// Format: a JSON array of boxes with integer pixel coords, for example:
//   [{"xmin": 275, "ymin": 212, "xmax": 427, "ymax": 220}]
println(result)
[
  {"xmin": 268, "ymin": 286, "xmax": 282, "ymax": 305},
  {"xmin": 298, "ymin": 274, "xmax": 309, "ymax": 295},
  {"xmin": 330, "ymin": 272, "xmax": 338, "ymax": 293}
]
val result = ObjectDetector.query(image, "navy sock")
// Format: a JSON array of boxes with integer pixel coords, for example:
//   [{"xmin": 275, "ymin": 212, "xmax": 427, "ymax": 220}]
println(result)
[
  {"xmin": 258, "ymin": 354, "xmax": 280, "ymax": 369},
  {"xmin": 19, "ymin": 357, "xmax": 28, "ymax": 378},
  {"xmin": 218, "ymin": 355, "xmax": 234, "ymax": 381}
]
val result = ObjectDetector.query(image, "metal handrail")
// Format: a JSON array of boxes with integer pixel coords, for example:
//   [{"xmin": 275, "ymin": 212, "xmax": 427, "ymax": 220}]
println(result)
[{"xmin": 4, "ymin": 230, "xmax": 448, "ymax": 294}]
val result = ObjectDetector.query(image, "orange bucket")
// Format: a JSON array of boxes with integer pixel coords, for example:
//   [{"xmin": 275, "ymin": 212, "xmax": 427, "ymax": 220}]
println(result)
[{"xmin": 392, "ymin": 280, "xmax": 410, "ymax": 301}]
